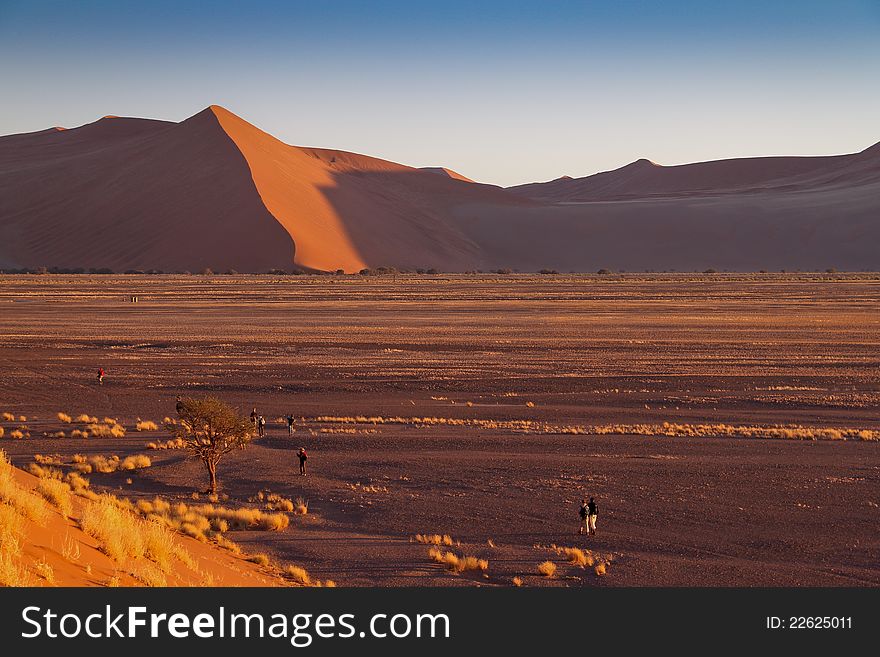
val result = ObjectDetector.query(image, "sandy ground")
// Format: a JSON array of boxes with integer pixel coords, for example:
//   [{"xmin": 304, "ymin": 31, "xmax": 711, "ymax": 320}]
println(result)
[{"xmin": 1, "ymin": 273, "xmax": 878, "ymax": 586}]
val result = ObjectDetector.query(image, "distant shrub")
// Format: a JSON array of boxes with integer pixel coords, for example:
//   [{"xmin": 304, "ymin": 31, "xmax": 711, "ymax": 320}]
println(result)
[
  {"xmin": 596, "ymin": 269, "xmax": 612, "ymax": 275},
  {"xmin": 57, "ymin": 412, "xmax": 72, "ymax": 423}
]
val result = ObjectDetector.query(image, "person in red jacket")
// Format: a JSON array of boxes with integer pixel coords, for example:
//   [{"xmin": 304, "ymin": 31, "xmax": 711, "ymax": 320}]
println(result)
[
  {"xmin": 97, "ymin": 368, "xmax": 105, "ymax": 385},
  {"xmin": 297, "ymin": 447, "xmax": 308, "ymax": 476}
]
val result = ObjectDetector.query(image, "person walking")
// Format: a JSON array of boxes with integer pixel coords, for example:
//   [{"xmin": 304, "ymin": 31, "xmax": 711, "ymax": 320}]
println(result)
[
  {"xmin": 250, "ymin": 407, "xmax": 258, "ymax": 426},
  {"xmin": 286, "ymin": 414, "xmax": 295, "ymax": 435},
  {"xmin": 297, "ymin": 447, "xmax": 308, "ymax": 476},
  {"xmin": 578, "ymin": 498, "xmax": 590, "ymax": 535},
  {"xmin": 257, "ymin": 415, "xmax": 266, "ymax": 437},
  {"xmin": 97, "ymin": 368, "xmax": 105, "ymax": 385},
  {"xmin": 587, "ymin": 496, "xmax": 599, "ymax": 536}
]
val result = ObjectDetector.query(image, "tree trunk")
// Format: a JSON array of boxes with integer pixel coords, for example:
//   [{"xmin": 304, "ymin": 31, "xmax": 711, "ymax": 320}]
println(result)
[{"xmin": 206, "ymin": 460, "xmax": 217, "ymax": 494}]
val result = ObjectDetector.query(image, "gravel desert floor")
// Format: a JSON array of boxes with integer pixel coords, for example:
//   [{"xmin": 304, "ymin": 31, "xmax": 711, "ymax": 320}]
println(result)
[{"xmin": 1, "ymin": 273, "xmax": 878, "ymax": 586}]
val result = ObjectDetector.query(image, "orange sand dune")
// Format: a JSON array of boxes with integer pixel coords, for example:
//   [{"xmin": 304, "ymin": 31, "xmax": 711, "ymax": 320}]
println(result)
[
  {"xmin": 1, "ymin": 105, "xmax": 878, "ymax": 272},
  {"xmin": 4, "ymin": 465, "xmax": 284, "ymax": 587}
]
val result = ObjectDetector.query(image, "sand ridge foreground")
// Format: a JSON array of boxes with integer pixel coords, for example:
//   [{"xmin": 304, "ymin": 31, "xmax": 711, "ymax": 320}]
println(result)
[
  {"xmin": 1, "ymin": 463, "xmax": 287, "ymax": 587},
  {"xmin": 1, "ymin": 106, "xmax": 878, "ymax": 272}
]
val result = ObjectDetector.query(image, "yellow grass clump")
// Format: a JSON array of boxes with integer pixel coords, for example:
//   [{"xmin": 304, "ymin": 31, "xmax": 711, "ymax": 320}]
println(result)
[
  {"xmin": 415, "ymin": 533, "xmax": 454, "ymax": 546},
  {"xmin": 87, "ymin": 454, "xmax": 121, "ymax": 473},
  {"xmin": 248, "ymin": 553, "xmax": 271, "ymax": 567},
  {"xmin": 284, "ymin": 564, "xmax": 312, "ymax": 585},
  {"xmin": 131, "ymin": 497, "xmax": 290, "ymax": 541},
  {"xmin": 136, "ymin": 419, "xmax": 159, "ymax": 431},
  {"xmin": 36, "ymin": 478, "xmax": 73, "ymax": 516},
  {"xmin": 0, "ymin": 428, "xmax": 4, "ymax": 438},
  {"xmin": 64, "ymin": 471, "xmax": 91, "ymax": 493},
  {"xmin": 33, "ymin": 557, "xmax": 56, "ymax": 585},
  {"xmin": 1, "ymin": 412, "xmax": 15, "ymax": 422},
  {"xmin": 79, "ymin": 494, "xmax": 182, "ymax": 573},
  {"xmin": 85, "ymin": 423, "xmax": 126, "ymax": 438},
  {"xmin": 57, "ymin": 412, "xmax": 72, "ymax": 423},
  {"xmin": 0, "ymin": 504, "xmax": 33, "ymax": 586},
  {"xmin": 294, "ymin": 496, "xmax": 308, "ymax": 515},
  {"xmin": 548, "ymin": 545, "xmax": 612, "ymax": 574},
  {"xmin": 120, "ymin": 455, "xmax": 152, "ymax": 470},
  {"xmin": 8, "ymin": 430, "xmax": 25, "ymax": 440},
  {"xmin": 537, "ymin": 561, "xmax": 557, "ymax": 577},
  {"xmin": 512, "ymin": 576, "xmax": 523, "ymax": 587},
  {"xmin": 0, "ymin": 451, "xmax": 49, "ymax": 524},
  {"xmin": 427, "ymin": 547, "xmax": 488, "ymax": 575},
  {"xmin": 146, "ymin": 437, "xmax": 185, "ymax": 450}
]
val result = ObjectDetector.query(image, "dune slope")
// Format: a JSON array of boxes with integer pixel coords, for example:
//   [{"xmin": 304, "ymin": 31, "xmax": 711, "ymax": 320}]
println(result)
[{"xmin": 0, "ymin": 109, "xmax": 294, "ymax": 272}]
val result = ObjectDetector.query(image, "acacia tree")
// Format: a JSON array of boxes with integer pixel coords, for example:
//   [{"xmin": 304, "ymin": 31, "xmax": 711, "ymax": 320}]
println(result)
[{"xmin": 167, "ymin": 396, "xmax": 254, "ymax": 494}]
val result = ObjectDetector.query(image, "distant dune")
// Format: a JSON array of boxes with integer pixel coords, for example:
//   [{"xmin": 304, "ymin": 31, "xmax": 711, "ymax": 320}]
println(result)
[
  {"xmin": 1, "ymin": 106, "xmax": 878, "ymax": 272},
  {"xmin": 419, "ymin": 167, "xmax": 477, "ymax": 184}
]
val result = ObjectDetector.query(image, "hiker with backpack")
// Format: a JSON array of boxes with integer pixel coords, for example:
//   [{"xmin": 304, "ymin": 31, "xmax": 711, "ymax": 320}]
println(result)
[
  {"xmin": 97, "ymin": 367, "xmax": 105, "ymax": 385},
  {"xmin": 257, "ymin": 415, "xmax": 266, "ymax": 437},
  {"xmin": 286, "ymin": 414, "xmax": 295, "ymax": 435},
  {"xmin": 578, "ymin": 498, "xmax": 590, "ymax": 535},
  {"xmin": 297, "ymin": 447, "xmax": 308, "ymax": 476}
]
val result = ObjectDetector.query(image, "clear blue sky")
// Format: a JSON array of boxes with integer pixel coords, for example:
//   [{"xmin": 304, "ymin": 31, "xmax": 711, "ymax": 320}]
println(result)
[{"xmin": 1, "ymin": 0, "xmax": 878, "ymax": 186}]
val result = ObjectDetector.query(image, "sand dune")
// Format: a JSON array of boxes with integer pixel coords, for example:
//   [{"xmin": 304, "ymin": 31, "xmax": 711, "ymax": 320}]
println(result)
[
  {"xmin": 420, "ymin": 167, "xmax": 477, "ymax": 183},
  {"xmin": 2, "ymin": 463, "xmax": 283, "ymax": 587},
  {"xmin": 1, "ymin": 105, "xmax": 877, "ymax": 272},
  {"xmin": 509, "ymin": 144, "xmax": 880, "ymax": 202}
]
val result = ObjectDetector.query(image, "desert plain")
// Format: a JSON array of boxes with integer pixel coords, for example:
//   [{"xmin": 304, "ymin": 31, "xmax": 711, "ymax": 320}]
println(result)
[{"xmin": 1, "ymin": 272, "xmax": 878, "ymax": 586}]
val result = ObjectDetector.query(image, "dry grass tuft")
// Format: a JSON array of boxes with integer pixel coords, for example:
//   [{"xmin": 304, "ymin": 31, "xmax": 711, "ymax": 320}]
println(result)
[
  {"xmin": 37, "ymin": 478, "xmax": 73, "ymax": 516},
  {"xmin": 120, "ymin": 454, "xmax": 152, "ymax": 470},
  {"xmin": 136, "ymin": 420, "xmax": 159, "ymax": 432},
  {"xmin": 512, "ymin": 576, "xmax": 523, "ymax": 587},
  {"xmin": 0, "ymin": 451, "xmax": 49, "ymax": 524},
  {"xmin": 415, "ymin": 533, "xmax": 454, "ymax": 546},
  {"xmin": 427, "ymin": 547, "xmax": 488, "ymax": 574},
  {"xmin": 0, "ymin": 504, "xmax": 33, "ymax": 585},
  {"xmin": 57, "ymin": 412, "xmax": 72, "ymax": 423},
  {"xmin": 85, "ymin": 423, "xmax": 126, "ymax": 438},
  {"xmin": 146, "ymin": 437, "xmax": 185, "ymax": 449},
  {"xmin": 1, "ymin": 412, "xmax": 15, "ymax": 422},
  {"xmin": 294, "ymin": 497, "xmax": 308, "ymax": 515},
  {"xmin": 79, "ymin": 494, "xmax": 180, "ymax": 576},
  {"xmin": 284, "ymin": 564, "xmax": 312, "ymax": 585},
  {"xmin": 33, "ymin": 557, "xmax": 56, "ymax": 585},
  {"xmin": 248, "ymin": 553, "xmax": 271, "ymax": 567},
  {"xmin": 537, "ymin": 561, "xmax": 557, "ymax": 577}
]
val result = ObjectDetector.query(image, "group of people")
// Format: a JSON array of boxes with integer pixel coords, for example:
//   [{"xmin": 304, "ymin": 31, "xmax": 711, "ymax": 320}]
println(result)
[
  {"xmin": 162, "ymin": 387, "xmax": 605, "ymax": 533},
  {"xmin": 578, "ymin": 497, "xmax": 599, "ymax": 536},
  {"xmin": 250, "ymin": 407, "xmax": 308, "ymax": 475}
]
